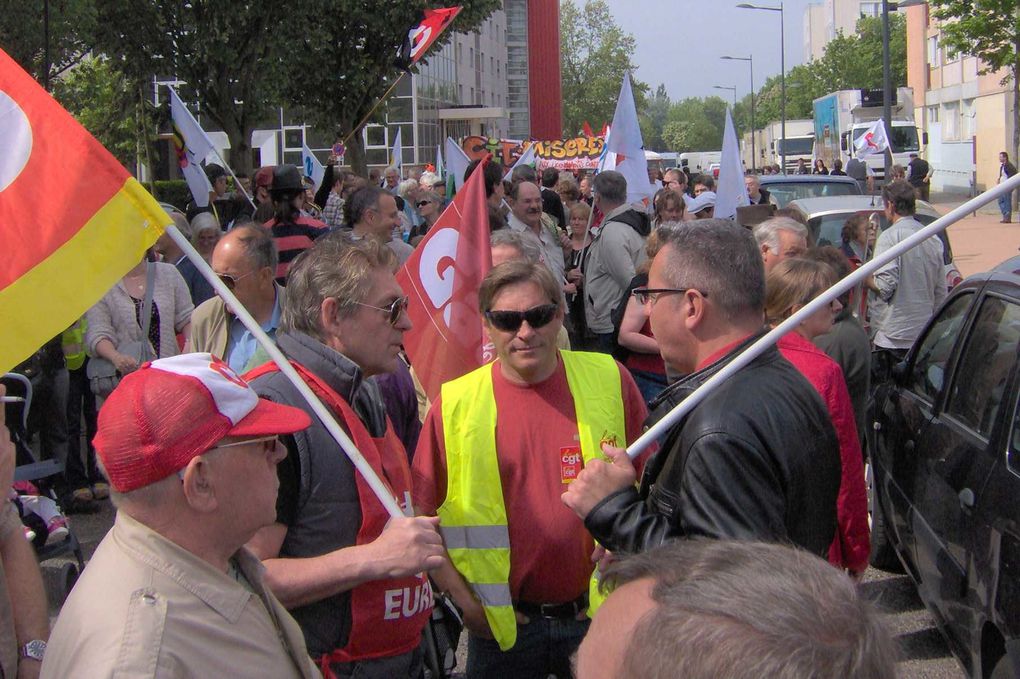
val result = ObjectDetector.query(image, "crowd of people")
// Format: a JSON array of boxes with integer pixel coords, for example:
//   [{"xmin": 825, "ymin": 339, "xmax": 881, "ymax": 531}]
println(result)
[{"xmin": 1, "ymin": 150, "xmax": 954, "ymax": 678}]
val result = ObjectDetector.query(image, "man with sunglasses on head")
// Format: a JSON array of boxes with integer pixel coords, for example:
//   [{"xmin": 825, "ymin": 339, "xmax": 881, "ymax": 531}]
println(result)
[
  {"xmin": 413, "ymin": 261, "xmax": 647, "ymax": 679},
  {"xmin": 42, "ymin": 354, "xmax": 320, "ymax": 678},
  {"xmin": 562, "ymin": 220, "xmax": 841, "ymax": 567},
  {"xmin": 245, "ymin": 233, "xmax": 445, "ymax": 679},
  {"xmin": 187, "ymin": 225, "xmax": 284, "ymax": 374}
]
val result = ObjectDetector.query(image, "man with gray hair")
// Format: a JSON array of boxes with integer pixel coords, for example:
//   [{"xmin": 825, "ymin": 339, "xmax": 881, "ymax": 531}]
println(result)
[
  {"xmin": 583, "ymin": 170, "xmax": 650, "ymax": 353},
  {"xmin": 186, "ymin": 225, "xmax": 284, "ymax": 374},
  {"xmin": 753, "ymin": 216, "xmax": 808, "ymax": 274},
  {"xmin": 574, "ymin": 540, "xmax": 897, "ymax": 679},
  {"xmin": 245, "ymin": 234, "xmax": 445, "ymax": 678},
  {"xmin": 564, "ymin": 219, "xmax": 841, "ymax": 561}
]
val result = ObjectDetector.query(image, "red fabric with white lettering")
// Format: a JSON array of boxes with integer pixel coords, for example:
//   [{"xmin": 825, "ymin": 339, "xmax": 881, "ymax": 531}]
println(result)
[
  {"xmin": 244, "ymin": 361, "xmax": 431, "ymax": 666},
  {"xmin": 397, "ymin": 157, "xmax": 492, "ymax": 401}
]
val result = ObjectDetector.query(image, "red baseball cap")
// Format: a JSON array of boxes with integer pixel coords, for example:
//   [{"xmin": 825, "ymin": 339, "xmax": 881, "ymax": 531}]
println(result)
[
  {"xmin": 254, "ymin": 166, "xmax": 275, "ymax": 189},
  {"xmin": 94, "ymin": 353, "xmax": 311, "ymax": 492}
]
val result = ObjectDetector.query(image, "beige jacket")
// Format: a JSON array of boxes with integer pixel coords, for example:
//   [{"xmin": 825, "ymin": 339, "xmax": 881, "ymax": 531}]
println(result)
[{"xmin": 42, "ymin": 512, "xmax": 320, "ymax": 679}]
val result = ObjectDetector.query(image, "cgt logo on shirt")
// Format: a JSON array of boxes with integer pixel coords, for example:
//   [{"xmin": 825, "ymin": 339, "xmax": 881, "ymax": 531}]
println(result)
[{"xmin": 383, "ymin": 577, "xmax": 434, "ymax": 620}]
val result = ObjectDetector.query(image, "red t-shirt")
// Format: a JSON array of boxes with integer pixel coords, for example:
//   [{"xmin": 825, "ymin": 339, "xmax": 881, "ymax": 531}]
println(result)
[{"xmin": 412, "ymin": 357, "xmax": 647, "ymax": 604}]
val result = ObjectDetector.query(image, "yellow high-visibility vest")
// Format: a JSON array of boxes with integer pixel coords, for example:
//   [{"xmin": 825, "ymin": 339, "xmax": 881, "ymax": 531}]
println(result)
[
  {"xmin": 61, "ymin": 317, "xmax": 88, "ymax": 371},
  {"xmin": 438, "ymin": 350, "xmax": 626, "ymax": 651}
]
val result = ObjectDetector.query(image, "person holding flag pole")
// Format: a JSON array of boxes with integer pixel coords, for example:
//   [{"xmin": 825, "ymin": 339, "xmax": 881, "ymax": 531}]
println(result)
[{"xmin": 563, "ymin": 174, "xmax": 1020, "ymax": 560}]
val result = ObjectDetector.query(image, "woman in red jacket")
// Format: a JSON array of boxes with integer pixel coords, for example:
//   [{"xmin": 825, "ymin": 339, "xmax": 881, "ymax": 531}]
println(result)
[{"xmin": 765, "ymin": 258, "xmax": 870, "ymax": 576}]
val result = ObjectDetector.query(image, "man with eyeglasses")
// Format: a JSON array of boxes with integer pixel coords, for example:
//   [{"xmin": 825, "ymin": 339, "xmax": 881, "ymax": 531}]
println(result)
[
  {"xmin": 42, "ymin": 354, "xmax": 321, "ymax": 678},
  {"xmin": 563, "ymin": 220, "xmax": 841, "ymax": 566},
  {"xmin": 187, "ymin": 225, "xmax": 285, "ymax": 374},
  {"xmin": 413, "ymin": 261, "xmax": 647, "ymax": 679},
  {"xmin": 245, "ymin": 234, "xmax": 445, "ymax": 679}
]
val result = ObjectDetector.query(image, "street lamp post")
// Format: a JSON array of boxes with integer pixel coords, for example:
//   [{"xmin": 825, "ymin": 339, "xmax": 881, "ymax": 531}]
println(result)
[
  {"xmin": 737, "ymin": 2, "xmax": 784, "ymax": 172},
  {"xmin": 722, "ymin": 55, "xmax": 755, "ymax": 171}
]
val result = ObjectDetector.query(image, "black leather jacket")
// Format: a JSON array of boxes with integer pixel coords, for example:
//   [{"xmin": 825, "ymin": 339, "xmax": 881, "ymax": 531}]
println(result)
[{"xmin": 585, "ymin": 331, "xmax": 841, "ymax": 558}]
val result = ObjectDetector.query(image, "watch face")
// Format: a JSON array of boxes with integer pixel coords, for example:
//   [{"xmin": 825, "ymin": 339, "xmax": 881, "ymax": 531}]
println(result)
[{"xmin": 21, "ymin": 639, "xmax": 46, "ymax": 660}]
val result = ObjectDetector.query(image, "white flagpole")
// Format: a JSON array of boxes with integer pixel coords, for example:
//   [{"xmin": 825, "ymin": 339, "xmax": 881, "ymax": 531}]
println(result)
[
  {"xmin": 165, "ymin": 225, "xmax": 404, "ymax": 517},
  {"xmin": 628, "ymin": 171, "xmax": 1020, "ymax": 459}
]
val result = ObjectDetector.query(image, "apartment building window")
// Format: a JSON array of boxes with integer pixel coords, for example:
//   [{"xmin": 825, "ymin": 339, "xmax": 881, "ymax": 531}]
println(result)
[
  {"xmin": 962, "ymin": 99, "xmax": 976, "ymax": 139},
  {"xmin": 942, "ymin": 101, "xmax": 960, "ymax": 141},
  {"xmin": 926, "ymin": 106, "xmax": 939, "ymax": 124},
  {"xmin": 859, "ymin": 2, "xmax": 881, "ymax": 17},
  {"xmin": 927, "ymin": 35, "xmax": 940, "ymax": 66}
]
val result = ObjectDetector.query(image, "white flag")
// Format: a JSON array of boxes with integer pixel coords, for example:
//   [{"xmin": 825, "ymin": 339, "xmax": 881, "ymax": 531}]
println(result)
[
  {"xmin": 169, "ymin": 88, "xmax": 214, "ymax": 207},
  {"xmin": 435, "ymin": 143, "xmax": 444, "ymax": 179},
  {"xmin": 607, "ymin": 72, "xmax": 656, "ymax": 205},
  {"xmin": 853, "ymin": 119, "xmax": 890, "ymax": 160},
  {"xmin": 444, "ymin": 137, "xmax": 472, "ymax": 193},
  {"xmin": 715, "ymin": 108, "xmax": 750, "ymax": 220},
  {"xmin": 390, "ymin": 128, "xmax": 403, "ymax": 171},
  {"xmin": 503, "ymin": 143, "xmax": 537, "ymax": 181},
  {"xmin": 301, "ymin": 144, "xmax": 325, "ymax": 191}
]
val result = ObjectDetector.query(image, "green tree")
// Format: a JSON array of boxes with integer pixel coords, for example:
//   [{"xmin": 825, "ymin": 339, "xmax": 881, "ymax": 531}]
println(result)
[
  {"xmin": 91, "ymin": 2, "xmax": 286, "ymax": 174},
  {"xmin": 0, "ymin": 0, "xmax": 95, "ymax": 87},
  {"xmin": 560, "ymin": 0, "xmax": 648, "ymax": 137},
  {"xmin": 51, "ymin": 57, "xmax": 152, "ymax": 170},
  {"xmin": 640, "ymin": 84, "xmax": 671, "ymax": 150},
  {"xmin": 281, "ymin": 1, "xmax": 499, "ymax": 174},
  {"xmin": 661, "ymin": 96, "xmax": 728, "ymax": 152},
  {"xmin": 930, "ymin": 0, "xmax": 1020, "ymax": 162}
]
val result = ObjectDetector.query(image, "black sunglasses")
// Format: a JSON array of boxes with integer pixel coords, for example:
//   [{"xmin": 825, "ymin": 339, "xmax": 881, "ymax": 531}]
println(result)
[
  {"xmin": 216, "ymin": 270, "xmax": 256, "ymax": 291},
  {"xmin": 632, "ymin": 287, "xmax": 708, "ymax": 305},
  {"xmin": 416, "ymin": 200, "xmax": 433, "ymax": 208},
  {"xmin": 354, "ymin": 296, "xmax": 409, "ymax": 326},
  {"xmin": 485, "ymin": 304, "xmax": 559, "ymax": 332}
]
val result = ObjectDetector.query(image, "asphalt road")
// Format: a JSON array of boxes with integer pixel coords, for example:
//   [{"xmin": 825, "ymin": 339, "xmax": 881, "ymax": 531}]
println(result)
[{"xmin": 39, "ymin": 500, "xmax": 966, "ymax": 678}]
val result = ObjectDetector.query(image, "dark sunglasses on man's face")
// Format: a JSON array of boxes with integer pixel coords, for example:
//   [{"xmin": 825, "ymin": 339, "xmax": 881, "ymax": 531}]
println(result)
[
  {"xmin": 485, "ymin": 303, "xmax": 558, "ymax": 333},
  {"xmin": 416, "ymin": 200, "xmax": 432, "ymax": 208},
  {"xmin": 216, "ymin": 269, "xmax": 256, "ymax": 291}
]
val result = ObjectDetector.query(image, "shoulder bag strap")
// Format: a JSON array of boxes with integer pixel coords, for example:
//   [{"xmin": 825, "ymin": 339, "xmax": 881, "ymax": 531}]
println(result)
[{"xmin": 138, "ymin": 261, "xmax": 157, "ymax": 360}]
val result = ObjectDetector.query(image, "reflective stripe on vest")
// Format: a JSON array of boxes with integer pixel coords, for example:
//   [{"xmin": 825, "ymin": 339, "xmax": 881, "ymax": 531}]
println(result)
[
  {"xmin": 61, "ymin": 317, "xmax": 88, "ymax": 371},
  {"xmin": 438, "ymin": 350, "xmax": 626, "ymax": 650}
]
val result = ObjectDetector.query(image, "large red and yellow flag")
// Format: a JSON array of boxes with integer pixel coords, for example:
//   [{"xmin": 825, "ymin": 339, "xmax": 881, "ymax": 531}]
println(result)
[
  {"xmin": 397, "ymin": 159, "xmax": 491, "ymax": 400},
  {"xmin": 0, "ymin": 48, "xmax": 169, "ymax": 373}
]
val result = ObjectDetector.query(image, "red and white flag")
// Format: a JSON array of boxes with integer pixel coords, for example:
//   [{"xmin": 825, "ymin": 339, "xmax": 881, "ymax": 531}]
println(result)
[
  {"xmin": 397, "ymin": 158, "xmax": 492, "ymax": 400},
  {"xmin": 853, "ymin": 119, "xmax": 890, "ymax": 160},
  {"xmin": 395, "ymin": 6, "xmax": 462, "ymax": 70}
]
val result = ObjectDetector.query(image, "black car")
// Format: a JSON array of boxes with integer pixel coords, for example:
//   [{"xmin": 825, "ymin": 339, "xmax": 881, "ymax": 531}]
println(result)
[{"xmin": 871, "ymin": 257, "xmax": 1020, "ymax": 679}]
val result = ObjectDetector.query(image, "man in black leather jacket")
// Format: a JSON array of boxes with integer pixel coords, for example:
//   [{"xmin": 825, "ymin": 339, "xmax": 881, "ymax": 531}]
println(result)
[{"xmin": 563, "ymin": 220, "xmax": 841, "ymax": 559}]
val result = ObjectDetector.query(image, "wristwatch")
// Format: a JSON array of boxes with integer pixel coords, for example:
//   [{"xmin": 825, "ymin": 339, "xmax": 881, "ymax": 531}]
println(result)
[{"xmin": 19, "ymin": 639, "xmax": 46, "ymax": 661}]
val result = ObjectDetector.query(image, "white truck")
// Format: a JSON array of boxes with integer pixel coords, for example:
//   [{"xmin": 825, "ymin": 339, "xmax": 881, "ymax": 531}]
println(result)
[
  {"xmin": 762, "ymin": 120, "xmax": 815, "ymax": 173},
  {"xmin": 812, "ymin": 87, "xmax": 925, "ymax": 180},
  {"xmin": 678, "ymin": 151, "xmax": 721, "ymax": 177}
]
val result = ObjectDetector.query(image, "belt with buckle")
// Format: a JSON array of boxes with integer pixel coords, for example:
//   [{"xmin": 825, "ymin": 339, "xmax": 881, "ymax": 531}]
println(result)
[{"xmin": 515, "ymin": 593, "xmax": 588, "ymax": 620}]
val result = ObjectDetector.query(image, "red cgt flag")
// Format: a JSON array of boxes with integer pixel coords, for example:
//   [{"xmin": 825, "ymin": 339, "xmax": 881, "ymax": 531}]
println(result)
[
  {"xmin": 397, "ymin": 159, "xmax": 492, "ymax": 401},
  {"xmin": 395, "ymin": 6, "xmax": 463, "ymax": 71}
]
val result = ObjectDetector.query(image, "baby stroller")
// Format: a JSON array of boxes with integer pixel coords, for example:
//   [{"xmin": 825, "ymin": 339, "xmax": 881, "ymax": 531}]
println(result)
[{"xmin": 4, "ymin": 371, "xmax": 85, "ymax": 601}]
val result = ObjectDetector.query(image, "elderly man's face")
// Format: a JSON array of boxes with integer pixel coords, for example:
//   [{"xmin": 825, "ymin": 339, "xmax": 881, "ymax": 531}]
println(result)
[
  {"xmin": 195, "ymin": 228, "xmax": 221, "ymax": 258},
  {"xmin": 579, "ymin": 177, "xmax": 592, "ymax": 197},
  {"xmin": 484, "ymin": 280, "xmax": 562, "ymax": 385},
  {"xmin": 334, "ymin": 267, "xmax": 411, "ymax": 376},
  {"xmin": 574, "ymin": 578, "xmax": 656, "ymax": 679},
  {"xmin": 511, "ymin": 182, "xmax": 544, "ymax": 229},
  {"xmin": 211, "ymin": 231, "xmax": 273, "ymax": 315},
  {"xmin": 647, "ymin": 244, "xmax": 699, "ymax": 374},
  {"xmin": 664, "ymin": 171, "xmax": 686, "ymax": 196},
  {"xmin": 207, "ymin": 435, "xmax": 287, "ymax": 536},
  {"xmin": 762, "ymin": 229, "xmax": 807, "ymax": 273},
  {"xmin": 385, "ymin": 169, "xmax": 399, "ymax": 188},
  {"xmin": 744, "ymin": 176, "xmax": 760, "ymax": 197},
  {"xmin": 367, "ymin": 194, "xmax": 401, "ymax": 241}
]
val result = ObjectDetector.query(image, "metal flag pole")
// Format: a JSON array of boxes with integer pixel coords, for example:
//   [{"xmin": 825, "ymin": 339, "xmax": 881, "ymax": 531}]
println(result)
[
  {"xmin": 165, "ymin": 225, "xmax": 404, "ymax": 518},
  {"xmin": 627, "ymin": 172, "xmax": 1020, "ymax": 459}
]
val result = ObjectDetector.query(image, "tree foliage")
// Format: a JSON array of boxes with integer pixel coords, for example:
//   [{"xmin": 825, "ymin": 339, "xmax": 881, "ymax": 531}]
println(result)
[
  {"xmin": 560, "ymin": 0, "xmax": 648, "ymax": 136},
  {"xmin": 929, "ymin": 0, "xmax": 1020, "ymax": 157},
  {"xmin": 0, "ymin": 0, "xmax": 95, "ymax": 86},
  {"xmin": 90, "ymin": 2, "xmax": 286, "ymax": 174},
  {"xmin": 281, "ymin": 1, "xmax": 499, "ymax": 174},
  {"xmin": 51, "ymin": 57, "xmax": 151, "ymax": 170},
  {"xmin": 660, "ymin": 97, "xmax": 729, "ymax": 152}
]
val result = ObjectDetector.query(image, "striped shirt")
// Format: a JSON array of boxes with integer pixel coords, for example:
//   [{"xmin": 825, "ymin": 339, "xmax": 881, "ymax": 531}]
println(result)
[{"xmin": 263, "ymin": 215, "xmax": 328, "ymax": 283}]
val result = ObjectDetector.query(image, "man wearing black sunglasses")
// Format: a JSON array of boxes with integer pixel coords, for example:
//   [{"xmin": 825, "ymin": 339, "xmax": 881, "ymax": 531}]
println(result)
[
  {"xmin": 187, "ymin": 226, "xmax": 284, "ymax": 374},
  {"xmin": 563, "ymin": 220, "xmax": 841, "ymax": 572},
  {"xmin": 413, "ymin": 261, "xmax": 647, "ymax": 679}
]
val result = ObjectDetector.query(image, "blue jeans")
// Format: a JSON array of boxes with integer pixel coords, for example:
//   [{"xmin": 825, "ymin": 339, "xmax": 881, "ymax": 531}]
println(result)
[
  {"xmin": 466, "ymin": 616, "xmax": 590, "ymax": 679},
  {"xmin": 629, "ymin": 368, "xmax": 669, "ymax": 406},
  {"xmin": 1000, "ymin": 192, "xmax": 1013, "ymax": 220}
]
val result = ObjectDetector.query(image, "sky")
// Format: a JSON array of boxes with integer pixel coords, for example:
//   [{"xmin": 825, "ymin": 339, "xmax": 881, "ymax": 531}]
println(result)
[{"xmin": 599, "ymin": 0, "xmax": 821, "ymax": 102}]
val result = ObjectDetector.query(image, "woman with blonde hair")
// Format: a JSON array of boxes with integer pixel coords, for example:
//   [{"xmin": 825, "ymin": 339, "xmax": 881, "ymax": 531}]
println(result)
[{"xmin": 765, "ymin": 258, "xmax": 869, "ymax": 576}]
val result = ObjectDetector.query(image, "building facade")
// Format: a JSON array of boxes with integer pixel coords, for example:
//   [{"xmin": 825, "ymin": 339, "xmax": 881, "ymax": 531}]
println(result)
[
  {"xmin": 905, "ymin": 3, "xmax": 1014, "ymax": 194},
  {"xmin": 803, "ymin": 0, "xmax": 883, "ymax": 62}
]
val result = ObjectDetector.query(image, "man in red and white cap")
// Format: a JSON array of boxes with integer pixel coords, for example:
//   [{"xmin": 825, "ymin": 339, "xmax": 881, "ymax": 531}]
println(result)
[{"xmin": 42, "ymin": 354, "xmax": 321, "ymax": 679}]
